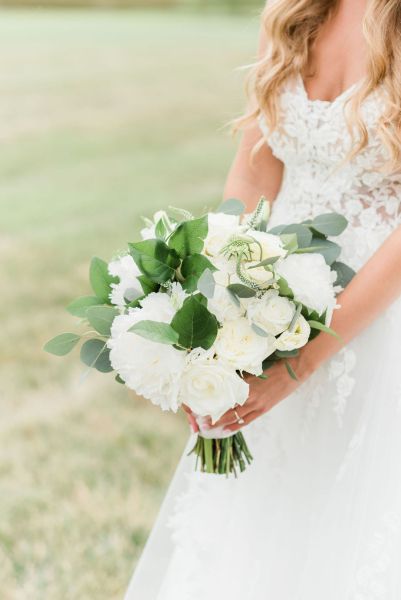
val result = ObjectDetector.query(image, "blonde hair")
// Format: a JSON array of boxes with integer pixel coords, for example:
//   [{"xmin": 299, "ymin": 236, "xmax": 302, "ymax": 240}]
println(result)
[{"xmin": 235, "ymin": 0, "xmax": 401, "ymax": 171}]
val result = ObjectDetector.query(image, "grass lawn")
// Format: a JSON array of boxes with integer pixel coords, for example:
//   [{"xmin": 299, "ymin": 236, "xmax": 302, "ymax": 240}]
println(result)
[{"xmin": 0, "ymin": 8, "xmax": 258, "ymax": 599}]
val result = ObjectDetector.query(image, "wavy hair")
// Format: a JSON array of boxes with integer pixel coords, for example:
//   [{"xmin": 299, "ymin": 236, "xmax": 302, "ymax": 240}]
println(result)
[{"xmin": 235, "ymin": 0, "xmax": 401, "ymax": 171}]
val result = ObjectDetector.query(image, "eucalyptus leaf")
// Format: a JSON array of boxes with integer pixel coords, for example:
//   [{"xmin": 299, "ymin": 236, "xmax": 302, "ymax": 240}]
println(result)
[
  {"xmin": 226, "ymin": 287, "xmax": 241, "ymax": 307},
  {"xmin": 268, "ymin": 224, "xmax": 286, "ymax": 235},
  {"xmin": 226, "ymin": 283, "xmax": 256, "ymax": 298},
  {"xmin": 285, "ymin": 361, "xmax": 299, "ymax": 381},
  {"xmin": 251, "ymin": 323, "xmax": 269, "ymax": 337},
  {"xmin": 277, "ymin": 277, "xmax": 294, "ymax": 298},
  {"xmin": 281, "ymin": 224, "xmax": 313, "ymax": 248},
  {"xmin": 196, "ymin": 268, "xmax": 215, "ymax": 299},
  {"xmin": 275, "ymin": 349, "xmax": 299, "ymax": 358},
  {"xmin": 66, "ymin": 296, "xmax": 103, "ymax": 318},
  {"xmin": 89, "ymin": 257, "xmax": 117, "ymax": 303},
  {"xmin": 331, "ymin": 261, "xmax": 356, "ymax": 288},
  {"xmin": 86, "ymin": 306, "xmax": 119, "ymax": 336},
  {"xmin": 80, "ymin": 339, "xmax": 113, "ymax": 373},
  {"xmin": 248, "ymin": 255, "xmax": 281, "ymax": 269},
  {"xmin": 311, "ymin": 213, "xmax": 348, "ymax": 236},
  {"xmin": 295, "ymin": 238, "xmax": 341, "ymax": 265},
  {"xmin": 168, "ymin": 216, "xmax": 208, "ymax": 258},
  {"xmin": 44, "ymin": 333, "xmax": 81, "ymax": 356},
  {"xmin": 129, "ymin": 239, "xmax": 180, "ymax": 283},
  {"xmin": 217, "ymin": 198, "xmax": 246, "ymax": 216},
  {"xmin": 308, "ymin": 320, "xmax": 342, "ymax": 341},
  {"xmin": 170, "ymin": 296, "xmax": 218, "ymax": 350},
  {"xmin": 280, "ymin": 233, "xmax": 298, "ymax": 253},
  {"xmin": 129, "ymin": 320, "xmax": 179, "ymax": 345}
]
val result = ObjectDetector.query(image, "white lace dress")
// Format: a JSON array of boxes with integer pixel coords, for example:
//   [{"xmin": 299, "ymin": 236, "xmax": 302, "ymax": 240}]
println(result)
[{"xmin": 125, "ymin": 75, "xmax": 401, "ymax": 600}]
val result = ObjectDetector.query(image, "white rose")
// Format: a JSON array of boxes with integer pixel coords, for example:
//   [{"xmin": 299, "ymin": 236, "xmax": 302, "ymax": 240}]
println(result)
[
  {"xmin": 138, "ymin": 291, "xmax": 177, "ymax": 323},
  {"xmin": 247, "ymin": 289, "xmax": 295, "ymax": 335},
  {"xmin": 208, "ymin": 284, "xmax": 245, "ymax": 323},
  {"xmin": 276, "ymin": 253, "xmax": 336, "ymax": 321},
  {"xmin": 242, "ymin": 261, "xmax": 275, "ymax": 288},
  {"xmin": 214, "ymin": 317, "xmax": 276, "ymax": 375},
  {"xmin": 179, "ymin": 349, "xmax": 249, "ymax": 424},
  {"xmin": 108, "ymin": 255, "xmax": 143, "ymax": 308},
  {"xmin": 275, "ymin": 314, "xmax": 311, "ymax": 351},
  {"xmin": 247, "ymin": 230, "xmax": 287, "ymax": 262},
  {"xmin": 108, "ymin": 309, "xmax": 186, "ymax": 411},
  {"xmin": 203, "ymin": 213, "xmax": 241, "ymax": 257}
]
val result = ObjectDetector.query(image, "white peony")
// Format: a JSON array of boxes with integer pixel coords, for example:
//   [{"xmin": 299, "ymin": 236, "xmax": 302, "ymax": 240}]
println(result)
[
  {"xmin": 108, "ymin": 254, "xmax": 143, "ymax": 308},
  {"xmin": 247, "ymin": 290, "xmax": 295, "ymax": 336},
  {"xmin": 247, "ymin": 230, "xmax": 287, "ymax": 262},
  {"xmin": 108, "ymin": 303, "xmax": 186, "ymax": 411},
  {"xmin": 179, "ymin": 349, "xmax": 249, "ymax": 424},
  {"xmin": 214, "ymin": 317, "xmax": 276, "ymax": 375},
  {"xmin": 208, "ymin": 284, "xmax": 245, "ymax": 323},
  {"xmin": 203, "ymin": 212, "xmax": 241, "ymax": 257},
  {"xmin": 276, "ymin": 253, "xmax": 337, "ymax": 321},
  {"xmin": 275, "ymin": 314, "xmax": 311, "ymax": 351}
]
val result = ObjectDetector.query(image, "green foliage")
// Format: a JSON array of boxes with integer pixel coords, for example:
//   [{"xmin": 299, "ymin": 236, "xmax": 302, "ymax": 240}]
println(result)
[
  {"xmin": 196, "ymin": 267, "xmax": 216, "ymax": 298},
  {"xmin": 226, "ymin": 283, "xmax": 256, "ymax": 298},
  {"xmin": 170, "ymin": 296, "xmax": 218, "ymax": 349},
  {"xmin": 80, "ymin": 339, "xmax": 113, "ymax": 373},
  {"xmin": 168, "ymin": 216, "xmax": 208, "ymax": 258},
  {"xmin": 66, "ymin": 296, "xmax": 103, "ymax": 318},
  {"xmin": 332, "ymin": 261, "xmax": 356, "ymax": 288},
  {"xmin": 296, "ymin": 238, "xmax": 341, "ymax": 265},
  {"xmin": 311, "ymin": 213, "xmax": 348, "ymax": 236},
  {"xmin": 217, "ymin": 197, "xmax": 245, "ymax": 215},
  {"xmin": 44, "ymin": 333, "xmax": 81, "ymax": 356},
  {"xmin": 129, "ymin": 320, "xmax": 180, "ymax": 345},
  {"xmin": 181, "ymin": 253, "xmax": 215, "ymax": 293},
  {"xmin": 86, "ymin": 306, "xmax": 119, "ymax": 336},
  {"xmin": 129, "ymin": 239, "xmax": 180, "ymax": 283},
  {"xmin": 89, "ymin": 257, "xmax": 117, "ymax": 303},
  {"xmin": 280, "ymin": 224, "xmax": 312, "ymax": 248},
  {"xmin": 308, "ymin": 320, "xmax": 342, "ymax": 341}
]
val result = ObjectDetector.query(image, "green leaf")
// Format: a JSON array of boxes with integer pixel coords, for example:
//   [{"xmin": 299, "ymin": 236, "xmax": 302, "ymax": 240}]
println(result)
[
  {"xmin": 170, "ymin": 296, "xmax": 218, "ymax": 350},
  {"xmin": 257, "ymin": 374, "xmax": 269, "ymax": 380},
  {"xmin": 268, "ymin": 224, "xmax": 286, "ymax": 235},
  {"xmin": 168, "ymin": 216, "xmax": 208, "ymax": 258},
  {"xmin": 295, "ymin": 238, "xmax": 341, "ymax": 265},
  {"xmin": 281, "ymin": 224, "xmax": 313, "ymax": 248},
  {"xmin": 129, "ymin": 239, "xmax": 180, "ymax": 283},
  {"xmin": 308, "ymin": 320, "xmax": 342, "ymax": 341},
  {"xmin": 280, "ymin": 233, "xmax": 298, "ymax": 253},
  {"xmin": 251, "ymin": 324, "xmax": 269, "ymax": 337},
  {"xmin": 331, "ymin": 261, "xmax": 356, "ymax": 288},
  {"xmin": 285, "ymin": 360, "xmax": 299, "ymax": 381},
  {"xmin": 181, "ymin": 254, "xmax": 216, "ymax": 293},
  {"xmin": 311, "ymin": 213, "xmax": 348, "ymax": 236},
  {"xmin": 217, "ymin": 198, "xmax": 245, "ymax": 216},
  {"xmin": 128, "ymin": 320, "xmax": 179, "ymax": 345},
  {"xmin": 197, "ymin": 268, "xmax": 215, "ymax": 299},
  {"xmin": 277, "ymin": 277, "xmax": 294, "ymax": 298},
  {"xmin": 86, "ymin": 306, "xmax": 119, "ymax": 336},
  {"xmin": 137, "ymin": 275, "xmax": 159, "ymax": 295},
  {"xmin": 226, "ymin": 287, "xmax": 241, "ymax": 307},
  {"xmin": 248, "ymin": 255, "xmax": 281, "ymax": 269},
  {"xmin": 89, "ymin": 257, "xmax": 117, "ymax": 303},
  {"xmin": 66, "ymin": 296, "xmax": 103, "ymax": 318},
  {"xmin": 226, "ymin": 283, "xmax": 256, "ymax": 298},
  {"xmin": 115, "ymin": 374, "xmax": 125, "ymax": 384},
  {"xmin": 275, "ymin": 349, "xmax": 299, "ymax": 358},
  {"xmin": 155, "ymin": 218, "xmax": 167, "ymax": 239},
  {"xmin": 44, "ymin": 333, "xmax": 80, "ymax": 356},
  {"xmin": 80, "ymin": 339, "xmax": 113, "ymax": 373}
]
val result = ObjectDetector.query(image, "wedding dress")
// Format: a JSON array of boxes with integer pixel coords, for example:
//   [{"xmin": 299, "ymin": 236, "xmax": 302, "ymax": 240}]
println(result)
[{"xmin": 125, "ymin": 74, "xmax": 401, "ymax": 599}]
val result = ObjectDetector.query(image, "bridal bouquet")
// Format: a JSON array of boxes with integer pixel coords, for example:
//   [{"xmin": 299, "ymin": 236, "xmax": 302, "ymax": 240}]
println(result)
[{"xmin": 45, "ymin": 198, "xmax": 354, "ymax": 476}]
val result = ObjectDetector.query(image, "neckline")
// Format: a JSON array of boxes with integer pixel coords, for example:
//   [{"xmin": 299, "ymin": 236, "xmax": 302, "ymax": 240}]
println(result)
[{"xmin": 297, "ymin": 73, "xmax": 361, "ymax": 106}]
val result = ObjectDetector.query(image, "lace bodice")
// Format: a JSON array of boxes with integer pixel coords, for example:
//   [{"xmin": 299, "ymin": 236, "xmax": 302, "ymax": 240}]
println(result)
[{"xmin": 259, "ymin": 74, "xmax": 401, "ymax": 271}]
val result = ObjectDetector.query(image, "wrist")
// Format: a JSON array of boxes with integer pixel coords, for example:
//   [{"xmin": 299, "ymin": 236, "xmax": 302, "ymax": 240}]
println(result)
[{"xmin": 294, "ymin": 345, "xmax": 320, "ymax": 382}]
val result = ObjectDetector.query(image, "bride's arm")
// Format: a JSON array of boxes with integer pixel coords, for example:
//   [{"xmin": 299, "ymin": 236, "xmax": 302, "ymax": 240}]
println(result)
[{"xmin": 209, "ymin": 223, "xmax": 401, "ymax": 432}]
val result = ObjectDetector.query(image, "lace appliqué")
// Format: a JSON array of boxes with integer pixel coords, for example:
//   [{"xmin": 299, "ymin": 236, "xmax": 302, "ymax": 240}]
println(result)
[{"xmin": 328, "ymin": 348, "xmax": 357, "ymax": 427}]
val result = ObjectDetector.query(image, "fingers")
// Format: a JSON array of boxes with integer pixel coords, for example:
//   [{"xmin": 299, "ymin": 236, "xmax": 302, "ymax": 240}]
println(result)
[
  {"xmin": 182, "ymin": 404, "xmax": 199, "ymax": 432},
  {"xmin": 224, "ymin": 409, "xmax": 262, "ymax": 432}
]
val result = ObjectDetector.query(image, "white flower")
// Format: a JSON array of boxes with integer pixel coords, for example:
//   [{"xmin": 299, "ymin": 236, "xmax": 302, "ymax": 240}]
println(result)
[
  {"xmin": 214, "ymin": 317, "xmax": 276, "ymax": 375},
  {"xmin": 208, "ymin": 285, "xmax": 245, "ymax": 323},
  {"xmin": 179, "ymin": 349, "xmax": 249, "ymax": 423},
  {"xmin": 276, "ymin": 253, "xmax": 336, "ymax": 319},
  {"xmin": 138, "ymin": 291, "xmax": 177, "ymax": 322},
  {"xmin": 108, "ymin": 307, "xmax": 186, "ymax": 411},
  {"xmin": 242, "ymin": 261, "xmax": 275, "ymax": 288},
  {"xmin": 208, "ymin": 254, "xmax": 237, "ymax": 286},
  {"xmin": 275, "ymin": 315, "xmax": 311, "ymax": 351},
  {"xmin": 247, "ymin": 230, "xmax": 287, "ymax": 262},
  {"xmin": 108, "ymin": 255, "xmax": 143, "ymax": 308},
  {"xmin": 247, "ymin": 290, "xmax": 295, "ymax": 335},
  {"xmin": 140, "ymin": 210, "xmax": 174, "ymax": 240},
  {"xmin": 203, "ymin": 213, "xmax": 241, "ymax": 257}
]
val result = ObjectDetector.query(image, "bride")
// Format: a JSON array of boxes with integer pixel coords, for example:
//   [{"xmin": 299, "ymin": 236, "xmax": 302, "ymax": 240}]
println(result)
[{"xmin": 126, "ymin": 0, "xmax": 401, "ymax": 598}]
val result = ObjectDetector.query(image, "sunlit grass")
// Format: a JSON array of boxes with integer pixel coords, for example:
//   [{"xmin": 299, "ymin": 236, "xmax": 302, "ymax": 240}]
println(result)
[{"xmin": 0, "ymin": 8, "xmax": 257, "ymax": 598}]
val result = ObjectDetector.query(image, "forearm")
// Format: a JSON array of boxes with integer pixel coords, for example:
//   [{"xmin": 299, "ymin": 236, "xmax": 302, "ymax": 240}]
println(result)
[{"xmin": 299, "ymin": 224, "xmax": 401, "ymax": 377}]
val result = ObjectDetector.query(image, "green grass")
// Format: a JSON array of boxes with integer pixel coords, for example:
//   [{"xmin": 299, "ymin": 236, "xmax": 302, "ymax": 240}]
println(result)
[{"xmin": 0, "ymin": 8, "xmax": 258, "ymax": 599}]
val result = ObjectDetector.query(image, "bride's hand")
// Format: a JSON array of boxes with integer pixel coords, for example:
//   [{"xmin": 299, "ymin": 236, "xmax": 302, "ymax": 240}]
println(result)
[{"xmin": 206, "ymin": 358, "xmax": 306, "ymax": 433}]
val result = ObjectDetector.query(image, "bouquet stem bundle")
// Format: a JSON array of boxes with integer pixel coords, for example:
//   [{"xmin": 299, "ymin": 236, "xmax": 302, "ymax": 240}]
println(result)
[{"xmin": 189, "ymin": 432, "xmax": 253, "ymax": 476}]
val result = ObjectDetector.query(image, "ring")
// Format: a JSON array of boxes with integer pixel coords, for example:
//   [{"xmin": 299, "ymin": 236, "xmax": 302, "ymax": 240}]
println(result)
[{"xmin": 234, "ymin": 409, "xmax": 245, "ymax": 425}]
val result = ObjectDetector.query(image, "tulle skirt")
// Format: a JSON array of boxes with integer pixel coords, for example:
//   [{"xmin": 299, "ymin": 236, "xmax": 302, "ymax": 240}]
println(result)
[{"xmin": 125, "ymin": 294, "xmax": 401, "ymax": 600}]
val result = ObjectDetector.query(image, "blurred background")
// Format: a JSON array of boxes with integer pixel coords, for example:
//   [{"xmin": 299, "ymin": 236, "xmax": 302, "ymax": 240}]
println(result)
[{"xmin": 0, "ymin": 1, "xmax": 261, "ymax": 598}]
